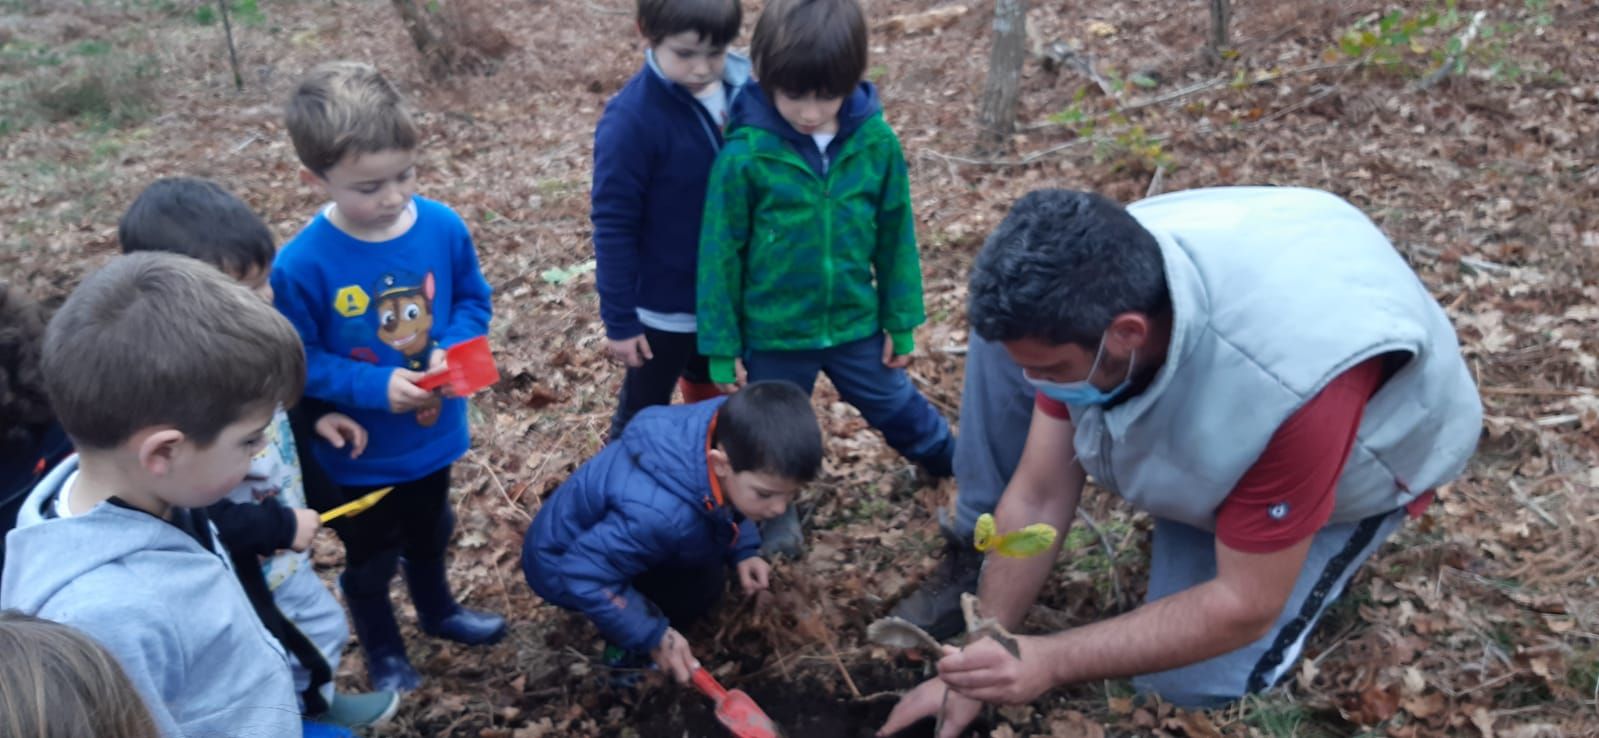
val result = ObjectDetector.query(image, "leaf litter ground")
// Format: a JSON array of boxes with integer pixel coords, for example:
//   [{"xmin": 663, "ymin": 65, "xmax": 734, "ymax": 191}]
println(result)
[{"xmin": 2, "ymin": 0, "xmax": 1597, "ymax": 735}]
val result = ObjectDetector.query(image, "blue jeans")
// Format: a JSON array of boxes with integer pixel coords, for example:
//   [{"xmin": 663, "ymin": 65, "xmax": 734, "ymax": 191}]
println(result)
[
  {"xmin": 744, "ymin": 334, "xmax": 954, "ymax": 475},
  {"xmin": 1132, "ymin": 511, "xmax": 1406, "ymax": 706},
  {"xmin": 950, "ymin": 330, "xmax": 1034, "ymax": 538}
]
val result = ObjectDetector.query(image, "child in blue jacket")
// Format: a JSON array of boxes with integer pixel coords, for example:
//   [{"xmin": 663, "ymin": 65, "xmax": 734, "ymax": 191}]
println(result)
[{"xmin": 521, "ymin": 381, "xmax": 822, "ymax": 684}]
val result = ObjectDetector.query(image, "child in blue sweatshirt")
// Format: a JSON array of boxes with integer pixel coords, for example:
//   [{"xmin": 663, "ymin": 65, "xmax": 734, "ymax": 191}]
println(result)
[
  {"xmin": 273, "ymin": 61, "xmax": 504, "ymax": 693},
  {"xmin": 591, "ymin": 0, "xmax": 749, "ymax": 440},
  {"xmin": 521, "ymin": 382, "xmax": 822, "ymax": 685}
]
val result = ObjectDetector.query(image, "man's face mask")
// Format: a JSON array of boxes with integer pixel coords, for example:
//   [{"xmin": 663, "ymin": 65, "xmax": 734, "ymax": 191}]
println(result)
[{"xmin": 1024, "ymin": 334, "xmax": 1136, "ymax": 407}]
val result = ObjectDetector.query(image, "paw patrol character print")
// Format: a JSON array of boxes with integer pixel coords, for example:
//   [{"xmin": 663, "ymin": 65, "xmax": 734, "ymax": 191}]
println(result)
[{"xmin": 374, "ymin": 272, "xmax": 443, "ymax": 427}]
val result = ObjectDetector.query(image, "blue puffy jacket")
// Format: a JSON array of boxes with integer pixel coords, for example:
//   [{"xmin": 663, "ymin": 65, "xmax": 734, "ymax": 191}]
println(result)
[{"xmin": 521, "ymin": 397, "xmax": 760, "ymax": 653}]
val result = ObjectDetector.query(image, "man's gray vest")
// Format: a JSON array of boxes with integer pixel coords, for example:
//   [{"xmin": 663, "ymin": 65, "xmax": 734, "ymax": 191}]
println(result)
[{"xmin": 1069, "ymin": 187, "xmax": 1482, "ymax": 530}]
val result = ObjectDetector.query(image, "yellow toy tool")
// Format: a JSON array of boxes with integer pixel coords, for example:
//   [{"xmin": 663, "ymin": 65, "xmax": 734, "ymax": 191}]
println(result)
[
  {"xmin": 319, "ymin": 487, "xmax": 395, "ymax": 523},
  {"xmin": 973, "ymin": 513, "xmax": 1058, "ymax": 558}
]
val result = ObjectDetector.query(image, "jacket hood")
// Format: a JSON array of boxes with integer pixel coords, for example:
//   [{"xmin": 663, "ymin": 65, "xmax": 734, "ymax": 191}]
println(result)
[
  {"xmin": 1, "ymin": 456, "xmax": 214, "ymax": 612},
  {"xmin": 728, "ymin": 80, "xmax": 882, "ymax": 146},
  {"xmin": 617, "ymin": 397, "xmax": 736, "ymax": 522}
]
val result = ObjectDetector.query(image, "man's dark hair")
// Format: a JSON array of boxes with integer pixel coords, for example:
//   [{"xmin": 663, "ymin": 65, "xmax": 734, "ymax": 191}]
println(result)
[
  {"xmin": 637, "ymin": 0, "xmax": 742, "ymax": 46},
  {"xmin": 750, "ymin": 0, "xmax": 866, "ymax": 99},
  {"xmin": 714, "ymin": 381, "xmax": 823, "ymax": 482},
  {"xmin": 968, "ymin": 189, "xmax": 1171, "ymax": 348},
  {"xmin": 119, "ymin": 178, "xmax": 275, "ymax": 278}
]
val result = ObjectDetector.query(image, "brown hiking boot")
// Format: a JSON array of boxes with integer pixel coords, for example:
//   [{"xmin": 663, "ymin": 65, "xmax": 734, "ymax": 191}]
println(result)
[{"xmin": 890, "ymin": 512, "xmax": 983, "ymax": 640}]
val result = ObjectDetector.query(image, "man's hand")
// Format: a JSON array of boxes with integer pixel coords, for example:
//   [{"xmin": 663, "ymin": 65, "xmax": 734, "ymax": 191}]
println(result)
[
  {"xmin": 876, "ymin": 676, "xmax": 983, "ymax": 738},
  {"xmin": 289, "ymin": 508, "xmax": 322, "ymax": 552},
  {"xmin": 650, "ymin": 627, "xmax": 699, "ymax": 684},
  {"xmin": 606, "ymin": 334, "xmax": 654, "ymax": 368},
  {"xmin": 938, "ymin": 634, "xmax": 1054, "ymax": 705},
  {"xmin": 314, "ymin": 412, "xmax": 368, "ymax": 459},
  {"xmin": 881, "ymin": 333, "xmax": 912, "ymax": 369},
  {"xmin": 388, "ymin": 368, "xmax": 433, "ymax": 413},
  {"xmin": 736, "ymin": 557, "xmax": 772, "ymax": 595}
]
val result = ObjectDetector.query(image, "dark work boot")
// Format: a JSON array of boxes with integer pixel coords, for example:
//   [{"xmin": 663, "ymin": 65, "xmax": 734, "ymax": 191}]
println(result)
[
  {"xmin": 757, "ymin": 506, "xmax": 805, "ymax": 560},
  {"xmin": 889, "ymin": 511, "xmax": 983, "ymax": 640},
  {"xmin": 916, "ymin": 435, "xmax": 956, "ymax": 480},
  {"xmin": 402, "ymin": 556, "xmax": 507, "ymax": 646},
  {"xmin": 343, "ymin": 589, "xmax": 422, "ymax": 692}
]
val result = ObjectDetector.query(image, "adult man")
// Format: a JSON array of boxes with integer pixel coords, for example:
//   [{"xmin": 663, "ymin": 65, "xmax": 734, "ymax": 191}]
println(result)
[{"xmin": 880, "ymin": 187, "xmax": 1481, "ymax": 737}]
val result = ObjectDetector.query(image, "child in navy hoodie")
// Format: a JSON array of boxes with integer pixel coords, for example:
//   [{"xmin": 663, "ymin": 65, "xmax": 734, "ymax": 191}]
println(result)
[{"xmin": 592, "ymin": 0, "xmax": 749, "ymax": 440}]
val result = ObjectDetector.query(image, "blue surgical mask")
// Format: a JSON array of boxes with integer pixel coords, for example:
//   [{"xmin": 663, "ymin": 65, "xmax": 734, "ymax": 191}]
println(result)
[{"xmin": 1025, "ymin": 337, "xmax": 1136, "ymax": 407}]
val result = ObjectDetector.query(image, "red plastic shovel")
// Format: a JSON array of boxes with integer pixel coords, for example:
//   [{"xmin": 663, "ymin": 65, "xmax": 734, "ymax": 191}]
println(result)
[
  {"xmin": 689, "ymin": 667, "xmax": 783, "ymax": 738},
  {"xmin": 414, "ymin": 336, "xmax": 500, "ymax": 396}
]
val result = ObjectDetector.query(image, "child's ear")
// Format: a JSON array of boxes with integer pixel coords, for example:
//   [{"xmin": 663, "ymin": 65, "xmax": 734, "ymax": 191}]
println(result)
[
  {"xmin": 299, "ymin": 168, "xmax": 323, "ymax": 188},
  {"xmin": 136, "ymin": 428, "xmax": 187, "ymax": 477},
  {"xmin": 707, "ymin": 448, "xmax": 733, "ymax": 479}
]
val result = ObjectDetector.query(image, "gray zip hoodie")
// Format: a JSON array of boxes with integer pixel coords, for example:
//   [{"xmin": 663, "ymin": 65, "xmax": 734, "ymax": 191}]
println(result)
[{"xmin": 0, "ymin": 456, "xmax": 301, "ymax": 738}]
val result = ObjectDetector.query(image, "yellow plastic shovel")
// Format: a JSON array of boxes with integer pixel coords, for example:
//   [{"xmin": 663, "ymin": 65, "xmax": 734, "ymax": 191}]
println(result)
[{"xmin": 319, "ymin": 486, "xmax": 395, "ymax": 523}]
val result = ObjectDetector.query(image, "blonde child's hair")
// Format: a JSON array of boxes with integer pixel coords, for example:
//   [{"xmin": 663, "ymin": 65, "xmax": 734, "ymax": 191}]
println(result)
[
  {"xmin": 285, "ymin": 60, "xmax": 419, "ymax": 175},
  {"xmin": 0, "ymin": 611, "xmax": 161, "ymax": 738}
]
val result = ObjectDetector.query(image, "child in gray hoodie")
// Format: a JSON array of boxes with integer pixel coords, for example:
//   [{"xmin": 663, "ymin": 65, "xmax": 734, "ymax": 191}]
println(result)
[{"xmin": 0, "ymin": 253, "xmax": 307, "ymax": 737}]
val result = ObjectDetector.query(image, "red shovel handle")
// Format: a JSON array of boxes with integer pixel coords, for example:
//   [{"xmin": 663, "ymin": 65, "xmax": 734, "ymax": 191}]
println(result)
[{"xmin": 691, "ymin": 667, "xmax": 728, "ymax": 702}]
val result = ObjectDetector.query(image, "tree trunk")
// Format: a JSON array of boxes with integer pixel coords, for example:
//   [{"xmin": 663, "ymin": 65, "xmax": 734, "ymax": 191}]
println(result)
[
  {"xmin": 1204, "ymin": 0, "xmax": 1231, "ymax": 66},
  {"xmin": 976, "ymin": 0, "xmax": 1028, "ymax": 155},
  {"xmin": 390, "ymin": 0, "xmax": 448, "ymax": 73}
]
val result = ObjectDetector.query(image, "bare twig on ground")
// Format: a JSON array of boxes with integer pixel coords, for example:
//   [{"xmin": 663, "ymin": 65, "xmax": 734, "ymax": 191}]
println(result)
[
  {"xmin": 1413, "ymin": 10, "xmax": 1488, "ymax": 92},
  {"xmin": 1145, "ymin": 165, "xmax": 1167, "ymax": 198},
  {"xmin": 1480, "ymin": 386, "xmax": 1592, "ymax": 398},
  {"xmin": 1119, "ymin": 76, "xmax": 1227, "ymax": 112},
  {"xmin": 216, "ymin": 0, "xmax": 243, "ymax": 90},
  {"xmin": 581, "ymin": 0, "xmax": 629, "ymax": 14},
  {"xmin": 824, "ymin": 636, "xmax": 863, "ymax": 699},
  {"xmin": 466, "ymin": 449, "xmax": 531, "ymax": 522},
  {"xmin": 1508, "ymin": 479, "xmax": 1559, "ymax": 526}
]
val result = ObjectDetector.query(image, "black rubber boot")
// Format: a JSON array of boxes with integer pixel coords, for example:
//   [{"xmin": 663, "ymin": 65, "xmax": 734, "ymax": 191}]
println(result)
[
  {"xmin": 889, "ymin": 511, "xmax": 984, "ymax": 640},
  {"xmin": 403, "ymin": 556, "xmax": 507, "ymax": 646}
]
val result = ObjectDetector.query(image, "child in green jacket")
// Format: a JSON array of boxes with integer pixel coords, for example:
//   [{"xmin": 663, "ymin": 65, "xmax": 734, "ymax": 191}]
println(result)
[{"xmin": 697, "ymin": 0, "xmax": 954, "ymax": 558}]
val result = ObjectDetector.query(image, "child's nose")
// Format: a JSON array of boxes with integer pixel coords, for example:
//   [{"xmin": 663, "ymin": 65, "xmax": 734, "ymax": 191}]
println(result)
[{"xmin": 381, "ymin": 184, "xmax": 405, "ymax": 208}]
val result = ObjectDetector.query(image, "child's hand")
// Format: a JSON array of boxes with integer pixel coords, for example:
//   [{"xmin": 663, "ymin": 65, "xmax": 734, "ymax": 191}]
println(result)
[
  {"xmin": 737, "ymin": 557, "xmax": 772, "ymax": 595},
  {"xmin": 650, "ymin": 627, "xmax": 699, "ymax": 684},
  {"xmin": 314, "ymin": 412, "xmax": 368, "ymax": 459},
  {"xmin": 606, "ymin": 334, "xmax": 654, "ymax": 368},
  {"xmin": 882, "ymin": 333, "xmax": 912, "ymax": 369},
  {"xmin": 388, "ymin": 368, "xmax": 433, "ymax": 413},
  {"xmin": 427, "ymin": 347, "xmax": 447, "ymax": 372},
  {"xmin": 289, "ymin": 508, "xmax": 322, "ymax": 552},
  {"xmin": 714, "ymin": 358, "xmax": 746, "ymax": 395}
]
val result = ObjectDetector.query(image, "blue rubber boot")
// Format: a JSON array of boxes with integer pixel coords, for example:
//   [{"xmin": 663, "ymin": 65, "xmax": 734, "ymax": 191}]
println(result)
[{"xmin": 403, "ymin": 556, "xmax": 507, "ymax": 646}]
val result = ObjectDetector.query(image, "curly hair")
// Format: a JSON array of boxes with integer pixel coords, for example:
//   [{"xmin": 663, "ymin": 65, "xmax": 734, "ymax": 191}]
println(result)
[{"xmin": 0, "ymin": 282, "xmax": 53, "ymax": 449}]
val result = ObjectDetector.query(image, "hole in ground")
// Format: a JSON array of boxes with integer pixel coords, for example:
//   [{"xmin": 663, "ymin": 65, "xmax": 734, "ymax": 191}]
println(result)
[{"xmin": 630, "ymin": 661, "xmax": 973, "ymax": 738}]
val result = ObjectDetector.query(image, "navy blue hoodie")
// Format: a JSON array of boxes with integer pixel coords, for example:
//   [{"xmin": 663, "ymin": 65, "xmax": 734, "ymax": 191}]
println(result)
[{"xmin": 590, "ymin": 52, "xmax": 752, "ymax": 340}]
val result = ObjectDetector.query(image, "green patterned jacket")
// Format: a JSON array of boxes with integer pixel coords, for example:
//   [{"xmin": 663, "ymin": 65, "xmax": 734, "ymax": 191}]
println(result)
[{"xmin": 696, "ymin": 83, "xmax": 925, "ymax": 383}]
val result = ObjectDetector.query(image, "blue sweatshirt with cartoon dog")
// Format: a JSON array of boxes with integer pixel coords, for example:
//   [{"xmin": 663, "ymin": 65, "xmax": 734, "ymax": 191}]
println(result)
[{"xmin": 272, "ymin": 196, "xmax": 493, "ymax": 485}]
